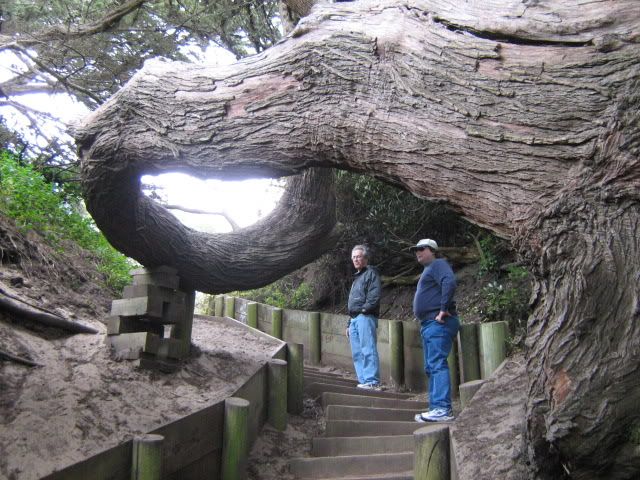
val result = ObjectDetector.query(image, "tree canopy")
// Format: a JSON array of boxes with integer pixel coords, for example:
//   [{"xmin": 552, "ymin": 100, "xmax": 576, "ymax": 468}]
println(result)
[{"xmin": 0, "ymin": 0, "xmax": 281, "ymax": 163}]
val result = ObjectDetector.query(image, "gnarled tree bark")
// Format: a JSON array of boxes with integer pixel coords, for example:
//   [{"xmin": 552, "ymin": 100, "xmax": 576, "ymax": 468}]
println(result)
[{"xmin": 75, "ymin": 1, "xmax": 639, "ymax": 478}]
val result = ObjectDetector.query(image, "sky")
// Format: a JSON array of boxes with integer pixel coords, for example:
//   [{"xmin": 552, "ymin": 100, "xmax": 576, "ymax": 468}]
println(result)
[{"xmin": 0, "ymin": 45, "xmax": 283, "ymax": 233}]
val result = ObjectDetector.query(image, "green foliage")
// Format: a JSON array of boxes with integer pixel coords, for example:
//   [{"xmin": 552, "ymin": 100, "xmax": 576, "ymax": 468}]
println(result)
[
  {"xmin": 628, "ymin": 424, "xmax": 640, "ymax": 445},
  {"xmin": 474, "ymin": 234, "xmax": 509, "ymax": 276},
  {"xmin": 2, "ymin": 0, "xmax": 282, "ymax": 163},
  {"xmin": 335, "ymin": 171, "xmax": 476, "ymax": 276},
  {"xmin": 234, "ymin": 280, "xmax": 314, "ymax": 310},
  {"xmin": 3, "ymin": 0, "xmax": 282, "ymax": 105},
  {"xmin": 473, "ymin": 265, "xmax": 532, "ymax": 333},
  {"xmin": 0, "ymin": 150, "xmax": 133, "ymax": 292}
]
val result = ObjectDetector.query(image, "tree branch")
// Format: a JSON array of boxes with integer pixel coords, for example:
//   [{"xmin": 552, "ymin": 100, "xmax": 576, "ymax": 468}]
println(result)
[
  {"xmin": 6, "ymin": 45, "xmax": 102, "ymax": 104},
  {"xmin": 0, "ymin": 293, "xmax": 99, "ymax": 334},
  {"xmin": 19, "ymin": 0, "xmax": 147, "ymax": 45},
  {"xmin": 0, "ymin": 349, "xmax": 42, "ymax": 367},
  {"xmin": 163, "ymin": 203, "xmax": 241, "ymax": 231}
]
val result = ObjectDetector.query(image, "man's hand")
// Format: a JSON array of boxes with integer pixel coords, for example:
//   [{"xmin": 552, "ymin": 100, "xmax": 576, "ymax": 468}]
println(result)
[{"xmin": 435, "ymin": 310, "xmax": 450, "ymax": 324}]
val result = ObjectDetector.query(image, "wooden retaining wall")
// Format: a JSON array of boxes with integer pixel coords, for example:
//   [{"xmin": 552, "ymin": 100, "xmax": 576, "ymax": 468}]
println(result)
[
  {"xmin": 231, "ymin": 296, "xmax": 427, "ymax": 391},
  {"xmin": 42, "ymin": 300, "xmax": 507, "ymax": 479},
  {"xmin": 43, "ymin": 316, "xmax": 287, "ymax": 480}
]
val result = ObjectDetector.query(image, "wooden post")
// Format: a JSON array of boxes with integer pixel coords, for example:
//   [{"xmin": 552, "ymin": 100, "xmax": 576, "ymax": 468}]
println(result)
[
  {"xmin": 214, "ymin": 294, "xmax": 224, "ymax": 316},
  {"xmin": 309, "ymin": 312, "xmax": 321, "ymax": 365},
  {"xmin": 447, "ymin": 338, "xmax": 459, "ymax": 398},
  {"xmin": 224, "ymin": 296, "xmax": 235, "ymax": 319},
  {"xmin": 287, "ymin": 343, "xmax": 304, "ymax": 414},
  {"xmin": 414, "ymin": 424, "xmax": 450, "ymax": 480},
  {"xmin": 271, "ymin": 307, "xmax": 283, "ymax": 339},
  {"xmin": 246, "ymin": 302, "xmax": 258, "ymax": 328},
  {"xmin": 169, "ymin": 288, "xmax": 195, "ymax": 357},
  {"xmin": 131, "ymin": 434, "xmax": 163, "ymax": 480},
  {"xmin": 221, "ymin": 397, "xmax": 250, "ymax": 480},
  {"xmin": 459, "ymin": 379, "xmax": 486, "ymax": 409},
  {"xmin": 479, "ymin": 320, "xmax": 508, "ymax": 379},
  {"xmin": 268, "ymin": 359, "xmax": 288, "ymax": 431},
  {"xmin": 389, "ymin": 320, "xmax": 404, "ymax": 389},
  {"xmin": 458, "ymin": 323, "xmax": 481, "ymax": 382}
]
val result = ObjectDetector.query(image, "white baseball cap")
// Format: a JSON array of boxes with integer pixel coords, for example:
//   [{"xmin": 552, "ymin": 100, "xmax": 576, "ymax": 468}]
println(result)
[{"xmin": 410, "ymin": 239, "xmax": 438, "ymax": 251}]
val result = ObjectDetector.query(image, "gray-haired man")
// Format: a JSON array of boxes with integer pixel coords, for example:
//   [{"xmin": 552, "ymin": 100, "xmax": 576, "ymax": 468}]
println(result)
[{"xmin": 346, "ymin": 245, "xmax": 382, "ymax": 389}]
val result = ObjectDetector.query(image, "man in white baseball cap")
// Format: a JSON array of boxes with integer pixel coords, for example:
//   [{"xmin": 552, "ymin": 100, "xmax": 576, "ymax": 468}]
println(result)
[
  {"xmin": 409, "ymin": 238, "xmax": 439, "ymax": 252},
  {"xmin": 410, "ymin": 238, "xmax": 460, "ymax": 423}
]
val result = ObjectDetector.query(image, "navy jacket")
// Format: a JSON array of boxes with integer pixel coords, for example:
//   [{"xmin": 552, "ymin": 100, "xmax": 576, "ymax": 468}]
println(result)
[
  {"xmin": 413, "ymin": 258, "xmax": 457, "ymax": 321},
  {"xmin": 347, "ymin": 266, "xmax": 381, "ymax": 321}
]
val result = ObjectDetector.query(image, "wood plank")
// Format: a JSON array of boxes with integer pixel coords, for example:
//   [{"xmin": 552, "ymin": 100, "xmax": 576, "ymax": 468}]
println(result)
[{"xmin": 151, "ymin": 401, "xmax": 225, "ymax": 475}]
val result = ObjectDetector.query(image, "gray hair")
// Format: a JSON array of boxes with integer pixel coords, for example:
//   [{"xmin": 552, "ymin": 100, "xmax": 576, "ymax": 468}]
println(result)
[{"xmin": 352, "ymin": 244, "xmax": 369, "ymax": 258}]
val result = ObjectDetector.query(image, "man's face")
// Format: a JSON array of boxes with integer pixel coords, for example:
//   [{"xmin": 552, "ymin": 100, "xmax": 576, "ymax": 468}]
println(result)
[
  {"xmin": 352, "ymin": 249, "xmax": 368, "ymax": 270},
  {"xmin": 415, "ymin": 246, "xmax": 435, "ymax": 265}
]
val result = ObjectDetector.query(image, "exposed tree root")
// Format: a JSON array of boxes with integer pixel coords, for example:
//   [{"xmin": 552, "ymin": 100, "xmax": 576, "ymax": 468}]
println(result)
[
  {"xmin": 0, "ymin": 292, "xmax": 99, "ymax": 335},
  {"xmin": 0, "ymin": 348, "xmax": 41, "ymax": 367}
]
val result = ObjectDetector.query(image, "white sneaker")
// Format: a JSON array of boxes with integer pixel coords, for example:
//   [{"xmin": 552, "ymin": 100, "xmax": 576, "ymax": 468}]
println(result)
[
  {"xmin": 414, "ymin": 408, "xmax": 454, "ymax": 423},
  {"xmin": 357, "ymin": 383, "xmax": 382, "ymax": 390}
]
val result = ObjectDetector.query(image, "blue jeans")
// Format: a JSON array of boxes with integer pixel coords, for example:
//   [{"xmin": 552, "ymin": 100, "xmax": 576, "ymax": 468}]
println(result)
[
  {"xmin": 349, "ymin": 314, "xmax": 380, "ymax": 385},
  {"xmin": 420, "ymin": 316, "xmax": 460, "ymax": 410}
]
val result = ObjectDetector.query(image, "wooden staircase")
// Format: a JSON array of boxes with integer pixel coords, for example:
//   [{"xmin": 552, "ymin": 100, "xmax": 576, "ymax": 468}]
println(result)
[{"xmin": 289, "ymin": 367, "xmax": 433, "ymax": 479}]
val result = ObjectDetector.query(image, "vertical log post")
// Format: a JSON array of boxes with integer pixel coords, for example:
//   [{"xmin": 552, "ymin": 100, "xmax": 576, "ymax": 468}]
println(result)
[
  {"xmin": 458, "ymin": 323, "xmax": 480, "ymax": 382},
  {"xmin": 309, "ymin": 312, "xmax": 321, "ymax": 365},
  {"xmin": 169, "ymin": 288, "xmax": 195, "ymax": 358},
  {"xmin": 268, "ymin": 359, "xmax": 288, "ymax": 431},
  {"xmin": 479, "ymin": 320, "xmax": 508, "ymax": 379},
  {"xmin": 271, "ymin": 307, "xmax": 283, "ymax": 339},
  {"xmin": 389, "ymin": 320, "xmax": 404, "ymax": 389},
  {"xmin": 447, "ymin": 338, "xmax": 459, "ymax": 399},
  {"xmin": 214, "ymin": 294, "xmax": 224, "ymax": 316},
  {"xmin": 221, "ymin": 397, "xmax": 250, "ymax": 480},
  {"xmin": 224, "ymin": 296, "xmax": 235, "ymax": 319},
  {"xmin": 131, "ymin": 434, "xmax": 164, "ymax": 480},
  {"xmin": 246, "ymin": 302, "xmax": 258, "ymax": 328},
  {"xmin": 287, "ymin": 342, "xmax": 304, "ymax": 414},
  {"xmin": 459, "ymin": 379, "xmax": 486, "ymax": 409},
  {"xmin": 414, "ymin": 424, "xmax": 450, "ymax": 480}
]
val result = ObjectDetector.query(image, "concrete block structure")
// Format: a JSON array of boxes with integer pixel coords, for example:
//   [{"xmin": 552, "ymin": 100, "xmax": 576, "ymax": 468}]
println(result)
[{"xmin": 107, "ymin": 266, "xmax": 195, "ymax": 371}]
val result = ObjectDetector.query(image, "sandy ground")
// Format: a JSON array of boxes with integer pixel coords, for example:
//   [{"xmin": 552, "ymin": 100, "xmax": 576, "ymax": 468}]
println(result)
[
  {"xmin": 0, "ymin": 303, "xmax": 283, "ymax": 480},
  {"xmin": 0, "ymin": 218, "xmax": 342, "ymax": 480}
]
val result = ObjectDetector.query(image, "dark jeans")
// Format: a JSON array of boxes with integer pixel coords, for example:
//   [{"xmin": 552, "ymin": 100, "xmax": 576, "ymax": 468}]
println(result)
[{"xmin": 420, "ymin": 316, "xmax": 460, "ymax": 410}]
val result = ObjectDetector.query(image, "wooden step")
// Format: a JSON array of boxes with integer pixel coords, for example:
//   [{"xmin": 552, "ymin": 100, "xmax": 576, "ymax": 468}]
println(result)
[
  {"xmin": 312, "ymin": 435, "xmax": 414, "ymax": 457},
  {"xmin": 321, "ymin": 392, "xmax": 426, "ymax": 410},
  {"xmin": 326, "ymin": 405, "xmax": 423, "ymax": 422},
  {"xmin": 289, "ymin": 452, "xmax": 413, "ymax": 479},
  {"xmin": 306, "ymin": 382, "xmax": 417, "ymax": 400},
  {"xmin": 325, "ymin": 420, "xmax": 437, "ymax": 437}
]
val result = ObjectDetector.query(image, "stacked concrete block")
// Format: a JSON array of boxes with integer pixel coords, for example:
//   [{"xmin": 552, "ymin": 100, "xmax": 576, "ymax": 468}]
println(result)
[{"xmin": 107, "ymin": 266, "xmax": 194, "ymax": 372}]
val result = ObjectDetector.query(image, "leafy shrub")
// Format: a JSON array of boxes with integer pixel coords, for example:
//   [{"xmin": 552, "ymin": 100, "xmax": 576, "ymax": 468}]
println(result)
[
  {"xmin": 629, "ymin": 424, "xmax": 640, "ymax": 445},
  {"xmin": 234, "ymin": 280, "xmax": 314, "ymax": 310},
  {"xmin": 0, "ymin": 150, "xmax": 133, "ymax": 292},
  {"xmin": 473, "ymin": 265, "xmax": 532, "ymax": 335},
  {"xmin": 474, "ymin": 233, "xmax": 511, "ymax": 276},
  {"xmin": 335, "ymin": 171, "xmax": 477, "ymax": 273}
]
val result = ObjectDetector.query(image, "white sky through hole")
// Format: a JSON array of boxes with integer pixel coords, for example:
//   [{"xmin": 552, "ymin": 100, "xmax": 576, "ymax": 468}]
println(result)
[{"xmin": 142, "ymin": 173, "xmax": 285, "ymax": 233}]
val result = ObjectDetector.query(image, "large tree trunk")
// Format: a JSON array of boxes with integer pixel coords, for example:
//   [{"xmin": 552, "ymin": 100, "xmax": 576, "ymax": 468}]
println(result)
[{"xmin": 75, "ymin": 1, "xmax": 640, "ymax": 477}]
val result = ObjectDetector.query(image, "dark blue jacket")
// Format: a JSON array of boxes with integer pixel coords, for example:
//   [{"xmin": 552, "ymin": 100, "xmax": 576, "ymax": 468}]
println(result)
[
  {"xmin": 413, "ymin": 258, "xmax": 457, "ymax": 321},
  {"xmin": 347, "ymin": 266, "xmax": 381, "ymax": 321}
]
